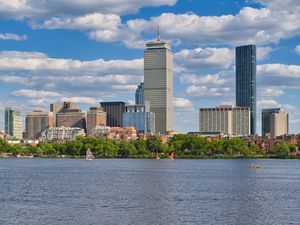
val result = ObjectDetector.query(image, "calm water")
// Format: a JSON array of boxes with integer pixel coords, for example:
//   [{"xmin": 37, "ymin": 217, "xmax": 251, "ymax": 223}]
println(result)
[{"xmin": 0, "ymin": 159, "xmax": 300, "ymax": 225}]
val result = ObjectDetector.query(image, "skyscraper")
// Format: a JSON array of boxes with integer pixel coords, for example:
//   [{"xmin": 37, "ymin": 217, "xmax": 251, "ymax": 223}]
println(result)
[
  {"xmin": 4, "ymin": 107, "xmax": 23, "ymax": 139},
  {"xmin": 100, "ymin": 102, "xmax": 125, "ymax": 127},
  {"xmin": 25, "ymin": 110, "xmax": 53, "ymax": 139},
  {"xmin": 236, "ymin": 44, "xmax": 256, "ymax": 135},
  {"xmin": 135, "ymin": 82, "xmax": 144, "ymax": 105},
  {"xmin": 56, "ymin": 109, "xmax": 86, "ymax": 130},
  {"xmin": 144, "ymin": 36, "xmax": 173, "ymax": 134},
  {"xmin": 262, "ymin": 108, "xmax": 288, "ymax": 138}
]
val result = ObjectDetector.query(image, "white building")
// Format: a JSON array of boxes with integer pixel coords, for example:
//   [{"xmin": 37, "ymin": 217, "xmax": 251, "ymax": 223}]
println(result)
[
  {"xmin": 144, "ymin": 36, "xmax": 173, "ymax": 134},
  {"xmin": 199, "ymin": 105, "xmax": 250, "ymax": 136},
  {"xmin": 270, "ymin": 110, "xmax": 289, "ymax": 138},
  {"xmin": 40, "ymin": 127, "xmax": 85, "ymax": 142}
]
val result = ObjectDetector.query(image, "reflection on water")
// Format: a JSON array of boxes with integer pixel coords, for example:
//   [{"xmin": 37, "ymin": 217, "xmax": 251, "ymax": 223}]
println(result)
[{"xmin": 0, "ymin": 159, "xmax": 300, "ymax": 225}]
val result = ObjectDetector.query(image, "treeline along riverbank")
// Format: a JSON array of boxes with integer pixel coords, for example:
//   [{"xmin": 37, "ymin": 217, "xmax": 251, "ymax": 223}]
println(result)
[{"xmin": 1, "ymin": 134, "xmax": 299, "ymax": 159}]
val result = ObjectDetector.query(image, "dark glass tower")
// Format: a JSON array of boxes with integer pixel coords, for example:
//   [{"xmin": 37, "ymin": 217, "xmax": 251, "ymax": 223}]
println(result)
[
  {"xmin": 135, "ymin": 82, "xmax": 144, "ymax": 105},
  {"xmin": 236, "ymin": 45, "xmax": 256, "ymax": 135}
]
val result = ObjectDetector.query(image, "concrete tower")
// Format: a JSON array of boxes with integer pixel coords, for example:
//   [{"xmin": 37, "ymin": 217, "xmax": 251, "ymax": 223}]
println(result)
[{"xmin": 144, "ymin": 32, "xmax": 173, "ymax": 134}]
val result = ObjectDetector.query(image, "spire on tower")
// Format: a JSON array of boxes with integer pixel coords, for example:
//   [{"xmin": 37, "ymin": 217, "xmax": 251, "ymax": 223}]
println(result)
[{"xmin": 156, "ymin": 25, "xmax": 160, "ymax": 42}]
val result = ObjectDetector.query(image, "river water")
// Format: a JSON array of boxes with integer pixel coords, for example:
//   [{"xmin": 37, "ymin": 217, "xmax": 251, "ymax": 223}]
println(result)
[{"xmin": 0, "ymin": 159, "xmax": 299, "ymax": 225}]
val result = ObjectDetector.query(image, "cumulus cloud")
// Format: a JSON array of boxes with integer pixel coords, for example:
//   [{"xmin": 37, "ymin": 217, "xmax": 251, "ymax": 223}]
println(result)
[
  {"xmin": 12, "ymin": 89, "xmax": 62, "ymax": 98},
  {"xmin": 258, "ymin": 88, "xmax": 284, "ymax": 97},
  {"xmin": 173, "ymin": 98, "xmax": 193, "ymax": 108},
  {"xmin": 174, "ymin": 47, "xmax": 234, "ymax": 70},
  {"xmin": 0, "ymin": 0, "xmax": 177, "ymax": 19},
  {"xmin": 0, "ymin": 33, "xmax": 27, "ymax": 41},
  {"xmin": 257, "ymin": 47, "xmax": 274, "ymax": 61},
  {"xmin": 0, "ymin": 51, "xmax": 143, "ymax": 75},
  {"xmin": 180, "ymin": 72, "xmax": 229, "ymax": 86}
]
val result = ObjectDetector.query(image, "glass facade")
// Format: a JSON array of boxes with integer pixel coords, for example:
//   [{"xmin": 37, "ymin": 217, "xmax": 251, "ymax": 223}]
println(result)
[
  {"xmin": 236, "ymin": 45, "xmax": 256, "ymax": 135},
  {"xmin": 135, "ymin": 82, "xmax": 144, "ymax": 105},
  {"xmin": 123, "ymin": 105, "xmax": 155, "ymax": 134}
]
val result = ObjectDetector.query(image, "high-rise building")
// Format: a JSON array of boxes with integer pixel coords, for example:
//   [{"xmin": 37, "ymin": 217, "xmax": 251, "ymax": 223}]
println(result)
[
  {"xmin": 25, "ymin": 110, "xmax": 53, "ymax": 139},
  {"xmin": 236, "ymin": 44, "xmax": 256, "ymax": 135},
  {"xmin": 144, "ymin": 36, "xmax": 173, "ymax": 135},
  {"xmin": 135, "ymin": 82, "xmax": 144, "ymax": 105},
  {"xmin": 199, "ymin": 105, "xmax": 250, "ymax": 136},
  {"xmin": 100, "ymin": 102, "xmax": 125, "ymax": 127},
  {"xmin": 56, "ymin": 109, "xmax": 86, "ymax": 130},
  {"xmin": 50, "ymin": 102, "xmax": 76, "ymax": 126},
  {"xmin": 86, "ymin": 107, "xmax": 107, "ymax": 136},
  {"xmin": 4, "ymin": 107, "xmax": 23, "ymax": 139},
  {"xmin": 262, "ymin": 108, "xmax": 288, "ymax": 138},
  {"xmin": 123, "ymin": 101, "xmax": 155, "ymax": 134}
]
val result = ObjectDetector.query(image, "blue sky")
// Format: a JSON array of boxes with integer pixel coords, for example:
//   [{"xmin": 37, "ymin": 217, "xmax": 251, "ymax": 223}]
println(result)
[{"xmin": 0, "ymin": 0, "xmax": 300, "ymax": 134}]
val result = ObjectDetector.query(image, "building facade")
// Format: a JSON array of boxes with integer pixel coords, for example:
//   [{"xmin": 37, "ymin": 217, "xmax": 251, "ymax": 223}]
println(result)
[
  {"xmin": 123, "ymin": 103, "xmax": 155, "ymax": 134},
  {"xmin": 236, "ymin": 45, "xmax": 256, "ymax": 135},
  {"xmin": 261, "ymin": 108, "xmax": 289, "ymax": 138},
  {"xmin": 262, "ymin": 108, "xmax": 282, "ymax": 137},
  {"xmin": 4, "ymin": 107, "xmax": 23, "ymax": 140},
  {"xmin": 56, "ymin": 109, "xmax": 86, "ymax": 130},
  {"xmin": 144, "ymin": 38, "xmax": 173, "ymax": 134},
  {"xmin": 135, "ymin": 82, "xmax": 144, "ymax": 105},
  {"xmin": 100, "ymin": 102, "xmax": 125, "ymax": 127},
  {"xmin": 40, "ymin": 127, "xmax": 85, "ymax": 142},
  {"xmin": 50, "ymin": 102, "xmax": 77, "ymax": 126},
  {"xmin": 199, "ymin": 105, "xmax": 250, "ymax": 136},
  {"xmin": 25, "ymin": 110, "xmax": 53, "ymax": 140},
  {"xmin": 86, "ymin": 107, "xmax": 107, "ymax": 136}
]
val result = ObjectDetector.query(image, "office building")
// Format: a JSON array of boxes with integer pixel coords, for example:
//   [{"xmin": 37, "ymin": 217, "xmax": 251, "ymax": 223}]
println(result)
[
  {"xmin": 56, "ymin": 109, "xmax": 86, "ymax": 130},
  {"xmin": 236, "ymin": 44, "xmax": 256, "ymax": 135},
  {"xmin": 50, "ymin": 102, "xmax": 76, "ymax": 126},
  {"xmin": 144, "ymin": 36, "xmax": 173, "ymax": 134},
  {"xmin": 123, "ymin": 102, "xmax": 155, "ymax": 134},
  {"xmin": 135, "ymin": 82, "xmax": 144, "ymax": 105},
  {"xmin": 100, "ymin": 102, "xmax": 125, "ymax": 127},
  {"xmin": 40, "ymin": 127, "xmax": 85, "ymax": 142},
  {"xmin": 199, "ymin": 105, "xmax": 250, "ymax": 136},
  {"xmin": 25, "ymin": 110, "xmax": 53, "ymax": 139},
  {"xmin": 262, "ymin": 108, "xmax": 288, "ymax": 138},
  {"xmin": 4, "ymin": 107, "xmax": 23, "ymax": 139},
  {"xmin": 86, "ymin": 107, "xmax": 107, "ymax": 136}
]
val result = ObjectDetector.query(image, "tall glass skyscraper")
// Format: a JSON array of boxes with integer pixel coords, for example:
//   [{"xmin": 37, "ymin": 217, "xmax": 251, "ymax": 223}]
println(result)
[
  {"xmin": 236, "ymin": 45, "xmax": 256, "ymax": 135},
  {"xmin": 144, "ymin": 38, "xmax": 173, "ymax": 134},
  {"xmin": 5, "ymin": 107, "xmax": 23, "ymax": 139},
  {"xmin": 135, "ymin": 82, "xmax": 144, "ymax": 105}
]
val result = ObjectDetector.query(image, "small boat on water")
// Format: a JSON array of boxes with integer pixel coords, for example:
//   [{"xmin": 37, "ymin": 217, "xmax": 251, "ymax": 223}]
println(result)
[
  {"xmin": 248, "ymin": 163, "xmax": 260, "ymax": 169},
  {"xmin": 86, "ymin": 148, "xmax": 94, "ymax": 161}
]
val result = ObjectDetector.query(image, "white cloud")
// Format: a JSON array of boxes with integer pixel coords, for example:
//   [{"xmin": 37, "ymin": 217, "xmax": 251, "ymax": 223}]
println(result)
[
  {"xmin": 0, "ymin": 33, "xmax": 27, "ymax": 41},
  {"xmin": 295, "ymin": 45, "xmax": 300, "ymax": 55},
  {"xmin": 0, "ymin": 0, "xmax": 177, "ymax": 19},
  {"xmin": 12, "ymin": 89, "xmax": 62, "ymax": 98},
  {"xmin": 257, "ymin": 47, "xmax": 273, "ymax": 61},
  {"xmin": 258, "ymin": 88, "xmax": 284, "ymax": 97},
  {"xmin": 257, "ymin": 99, "xmax": 279, "ymax": 108},
  {"xmin": 0, "ymin": 51, "xmax": 143, "ymax": 75},
  {"xmin": 174, "ymin": 47, "xmax": 234, "ymax": 70},
  {"xmin": 186, "ymin": 85, "xmax": 232, "ymax": 98},
  {"xmin": 61, "ymin": 96, "xmax": 100, "ymax": 105},
  {"xmin": 180, "ymin": 72, "xmax": 229, "ymax": 86},
  {"xmin": 173, "ymin": 98, "xmax": 193, "ymax": 108}
]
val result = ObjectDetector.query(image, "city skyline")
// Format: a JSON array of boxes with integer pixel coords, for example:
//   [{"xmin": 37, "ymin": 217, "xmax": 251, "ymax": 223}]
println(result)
[{"xmin": 0, "ymin": 0, "xmax": 300, "ymax": 134}]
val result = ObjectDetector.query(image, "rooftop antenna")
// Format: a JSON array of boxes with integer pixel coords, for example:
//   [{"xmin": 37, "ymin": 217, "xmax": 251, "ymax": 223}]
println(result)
[{"xmin": 156, "ymin": 25, "xmax": 160, "ymax": 42}]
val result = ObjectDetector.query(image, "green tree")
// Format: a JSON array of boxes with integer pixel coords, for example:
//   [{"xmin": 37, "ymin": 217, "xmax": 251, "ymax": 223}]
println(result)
[
  {"xmin": 274, "ymin": 142, "xmax": 290, "ymax": 158},
  {"xmin": 147, "ymin": 135, "xmax": 162, "ymax": 153},
  {"xmin": 117, "ymin": 141, "xmax": 137, "ymax": 158}
]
